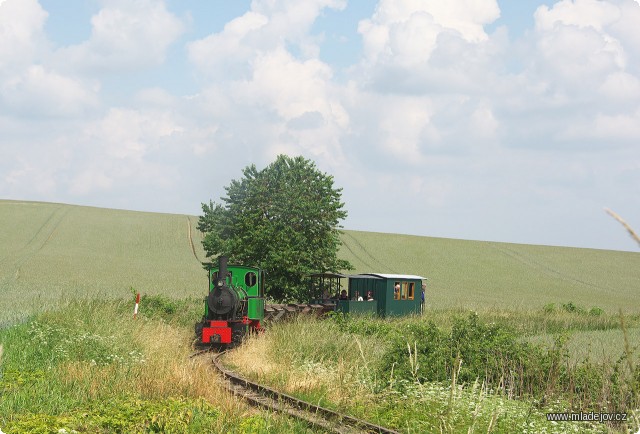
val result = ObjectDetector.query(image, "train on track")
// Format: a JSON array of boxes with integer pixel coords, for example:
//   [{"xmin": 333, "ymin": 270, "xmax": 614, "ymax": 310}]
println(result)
[
  {"xmin": 194, "ymin": 256, "xmax": 265, "ymax": 349},
  {"xmin": 195, "ymin": 256, "xmax": 426, "ymax": 349}
]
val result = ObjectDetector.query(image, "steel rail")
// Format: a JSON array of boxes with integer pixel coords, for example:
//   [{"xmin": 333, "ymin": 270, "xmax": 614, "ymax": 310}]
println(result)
[{"xmin": 209, "ymin": 351, "xmax": 400, "ymax": 434}]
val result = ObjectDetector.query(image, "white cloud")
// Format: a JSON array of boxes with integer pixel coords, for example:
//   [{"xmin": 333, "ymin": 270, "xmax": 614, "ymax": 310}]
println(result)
[
  {"xmin": 187, "ymin": 0, "xmax": 350, "ymax": 171},
  {"xmin": 598, "ymin": 71, "xmax": 640, "ymax": 101},
  {"xmin": 188, "ymin": 0, "xmax": 345, "ymax": 77},
  {"xmin": 535, "ymin": 0, "xmax": 620, "ymax": 32},
  {"xmin": 0, "ymin": 65, "xmax": 99, "ymax": 117},
  {"xmin": 57, "ymin": 0, "xmax": 184, "ymax": 73},
  {"xmin": 593, "ymin": 109, "xmax": 640, "ymax": 140},
  {"xmin": 5, "ymin": 158, "xmax": 57, "ymax": 195},
  {"xmin": 470, "ymin": 105, "xmax": 499, "ymax": 140},
  {"xmin": 0, "ymin": 0, "xmax": 48, "ymax": 72},
  {"xmin": 187, "ymin": 11, "xmax": 269, "ymax": 77},
  {"xmin": 86, "ymin": 107, "xmax": 184, "ymax": 160},
  {"xmin": 376, "ymin": 95, "xmax": 434, "ymax": 163},
  {"xmin": 358, "ymin": 0, "xmax": 500, "ymax": 66},
  {"xmin": 0, "ymin": 0, "xmax": 98, "ymax": 118}
]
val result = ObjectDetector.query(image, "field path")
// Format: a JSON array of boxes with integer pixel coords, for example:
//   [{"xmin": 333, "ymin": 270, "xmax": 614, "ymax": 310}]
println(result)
[
  {"xmin": 490, "ymin": 244, "xmax": 610, "ymax": 292},
  {"xmin": 341, "ymin": 232, "xmax": 397, "ymax": 273},
  {"xmin": 187, "ymin": 216, "xmax": 202, "ymax": 263},
  {"xmin": 1, "ymin": 205, "xmax": 68, "ymax": 282}
]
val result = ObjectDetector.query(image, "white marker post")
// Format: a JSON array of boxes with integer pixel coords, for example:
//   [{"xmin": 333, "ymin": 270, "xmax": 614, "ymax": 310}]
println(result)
[{"xmin": 133, "ymin": 293, "xmax": 140, "ymax": 319}]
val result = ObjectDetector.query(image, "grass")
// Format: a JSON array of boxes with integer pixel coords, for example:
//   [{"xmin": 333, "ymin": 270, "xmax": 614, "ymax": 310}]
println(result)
[
  {"xmin": 226, "ymin": 313, "xmax": 639, "ymax": 433},
  {"xmin": 0, "ymin": 298, "xmax": 314, "ymax": 433}
]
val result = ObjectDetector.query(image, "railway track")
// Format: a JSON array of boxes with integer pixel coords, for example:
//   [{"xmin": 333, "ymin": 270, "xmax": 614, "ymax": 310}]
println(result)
[{"xmin": 204, "ymin": 351, "xmax": 399, "ymax": 434}]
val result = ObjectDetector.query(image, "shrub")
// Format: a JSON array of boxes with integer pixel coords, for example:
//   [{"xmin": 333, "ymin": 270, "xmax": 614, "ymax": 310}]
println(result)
[
  {"xmin": 589, "ymin": 307, "xmax": 604, "ymax": 316},
  {"xmin": 379, "ymin": 313, "xmax": 550, "ymax": 395},
  {"xmin": 562, "ymin": 301, "xmax": 586, "ymax": 314}
]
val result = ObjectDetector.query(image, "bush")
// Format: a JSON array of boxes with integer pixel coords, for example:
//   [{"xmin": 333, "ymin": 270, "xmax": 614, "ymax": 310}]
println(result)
[
  {"xmin": 588, "ymin": 307, "xmax": 604, "ymax": 316},
  {"xmin": 562, "ymin": 301, "xmax": 586, "ymax": 314},
  {"xmin": 380, "ymin": 314, "xmax": 554, "ymax": 396},
  {"xmin": 134, "ymin": 295, "xmax": 201, "ymax": 326},
  {"xmin": 3, "ymin": 397, "xmax": 219, "ymax": 433}
]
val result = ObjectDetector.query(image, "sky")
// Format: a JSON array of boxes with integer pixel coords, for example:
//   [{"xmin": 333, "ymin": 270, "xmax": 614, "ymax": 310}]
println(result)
[{"xmin": 1, "ymin": 0, "xmax": 640, "ymax": 252}]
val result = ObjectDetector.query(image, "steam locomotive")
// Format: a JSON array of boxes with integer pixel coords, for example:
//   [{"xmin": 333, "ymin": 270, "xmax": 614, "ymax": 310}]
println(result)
[{"xmin": 195, "ymin": 256, "xmax": 265, "ymax": 349}]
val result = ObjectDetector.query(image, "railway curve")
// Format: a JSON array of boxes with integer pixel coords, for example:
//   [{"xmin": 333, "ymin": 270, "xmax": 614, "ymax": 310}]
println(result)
[{"xmin": 204, "ymin": 351, "xmax": 399, "ymax": 434}]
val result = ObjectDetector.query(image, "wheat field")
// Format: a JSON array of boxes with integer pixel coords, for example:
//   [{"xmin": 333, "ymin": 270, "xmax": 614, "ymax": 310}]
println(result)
[{"xmin": 1, "ymin": 199, "xmax": 639, "ymax": 325}]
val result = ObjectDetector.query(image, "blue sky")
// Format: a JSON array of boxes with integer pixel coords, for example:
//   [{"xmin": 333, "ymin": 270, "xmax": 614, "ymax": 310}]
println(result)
[{"xmin": 1, "ymin": 0, "xmax": 639, "ymax": 252}]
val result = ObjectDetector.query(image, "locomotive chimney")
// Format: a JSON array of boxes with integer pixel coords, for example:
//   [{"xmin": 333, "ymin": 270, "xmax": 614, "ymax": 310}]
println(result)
[{"xmin": 217, "ymin": 256, "xmax": 229, "ymax": 288}]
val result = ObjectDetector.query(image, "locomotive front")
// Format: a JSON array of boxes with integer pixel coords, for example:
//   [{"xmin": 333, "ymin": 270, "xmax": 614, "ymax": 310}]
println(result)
[{"xmin": 196, "ymin": 256, "xmax": 265, "ymax": 348}]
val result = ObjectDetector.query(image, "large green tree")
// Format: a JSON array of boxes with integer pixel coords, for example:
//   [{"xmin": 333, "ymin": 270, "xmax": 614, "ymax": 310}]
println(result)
[{"xmin": 198, "ymin": 155, "xmax": 352, "ymax": 301}]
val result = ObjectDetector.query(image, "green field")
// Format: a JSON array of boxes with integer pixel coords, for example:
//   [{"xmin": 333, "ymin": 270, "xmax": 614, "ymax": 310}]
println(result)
[
  {"xmin": 0, "ymin": 200, "xmax": 207, "ymax": 325},
  {"xmin": 2, "ymin": 199, "xmax": 639, "ymax": 326},
  {"xmin": 340, "ymin": 230, "xmax": 640, "ymax": 312}
]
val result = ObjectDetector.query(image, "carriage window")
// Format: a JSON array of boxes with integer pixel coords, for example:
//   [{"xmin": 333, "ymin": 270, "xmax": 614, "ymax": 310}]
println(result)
[
  {"xmin": 394, "ymin": 281, "xmax": 401, "ymax": 300},
  {"xmin": 245, "ymin": 272, "xmax": 257, "ymax": 287},
  {"xmin": 401, "ymin": 282, "xmax": 408, "ymax": 300},
  {"xmin": 407, "ymin": 282, "xmax": 415, "ymax": 300}
]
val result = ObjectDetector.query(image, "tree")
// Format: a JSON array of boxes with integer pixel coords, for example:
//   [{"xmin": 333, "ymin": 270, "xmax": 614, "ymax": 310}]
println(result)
[{"xmin": 198, "ymin": 155, "xmax": 353, "ymax": 301}]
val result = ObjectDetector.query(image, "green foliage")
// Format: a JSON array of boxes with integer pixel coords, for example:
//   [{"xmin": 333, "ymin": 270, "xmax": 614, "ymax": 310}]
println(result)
[
  {"xmin": 238, "ymin": 415, "xmax": 269, "ymax": 433},
  {"xmin": 558, "ymin": 302, "xmax": 605, "ymax": 317},
  {"xmin": 241, "ymin": 314, "xmax": 618, "ymax": 433},
  {"xmin": 0, "ymin": 299, "xmax": 314, "ymax": 433},
  {"xmin": 2, "ymin": 397, "xmax": 219, "ymax": 434},
  {"xmin": 562, "ymin": 301, "xmax": 586, "ymax": 314},
  {"xmin": 198, "ymin": 155, "xmax": 353, "ymax": 301},
  {"xmin": 380, "ymin": 314, "xmax": 548, "ymax": 394},
  {"xmin": 376, "ymin": 313, "xmax": 638, "ymax": 416},
  {"xmin": 118, "ymin": 294, "xmax": 202, "ymax": 327}
]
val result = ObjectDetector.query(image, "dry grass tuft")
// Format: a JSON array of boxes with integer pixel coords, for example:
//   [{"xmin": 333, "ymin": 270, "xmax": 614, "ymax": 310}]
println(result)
[
  {"xmin": 605, "ymin": 208, "xmax": 640, "ymax": 247},
  {"xmin": 50, "ymin": 318, "xmax": 252, "ymax": 418},
  {"xmin": 225, "ymin": 333, "xmax": 279, "ymax": 381},
  {"xmin": 225, "ymin": 319, "xmax": 381, "ymax": 412}
]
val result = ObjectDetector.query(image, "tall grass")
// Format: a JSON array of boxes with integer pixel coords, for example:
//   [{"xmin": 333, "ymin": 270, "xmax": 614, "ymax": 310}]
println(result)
[
  {"xmin": 228, "ymin": 314, "xmax": 619, "ymax": 433},
  {"xmin": 0, "ymin": 298, "xmax": 311, "ymax": 433}
]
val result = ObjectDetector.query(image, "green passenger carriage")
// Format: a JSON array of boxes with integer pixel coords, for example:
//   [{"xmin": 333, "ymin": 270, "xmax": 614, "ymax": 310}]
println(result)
[{"xmin": 309, "ymin": 272, "xmax": 426, "ymax": 317}]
